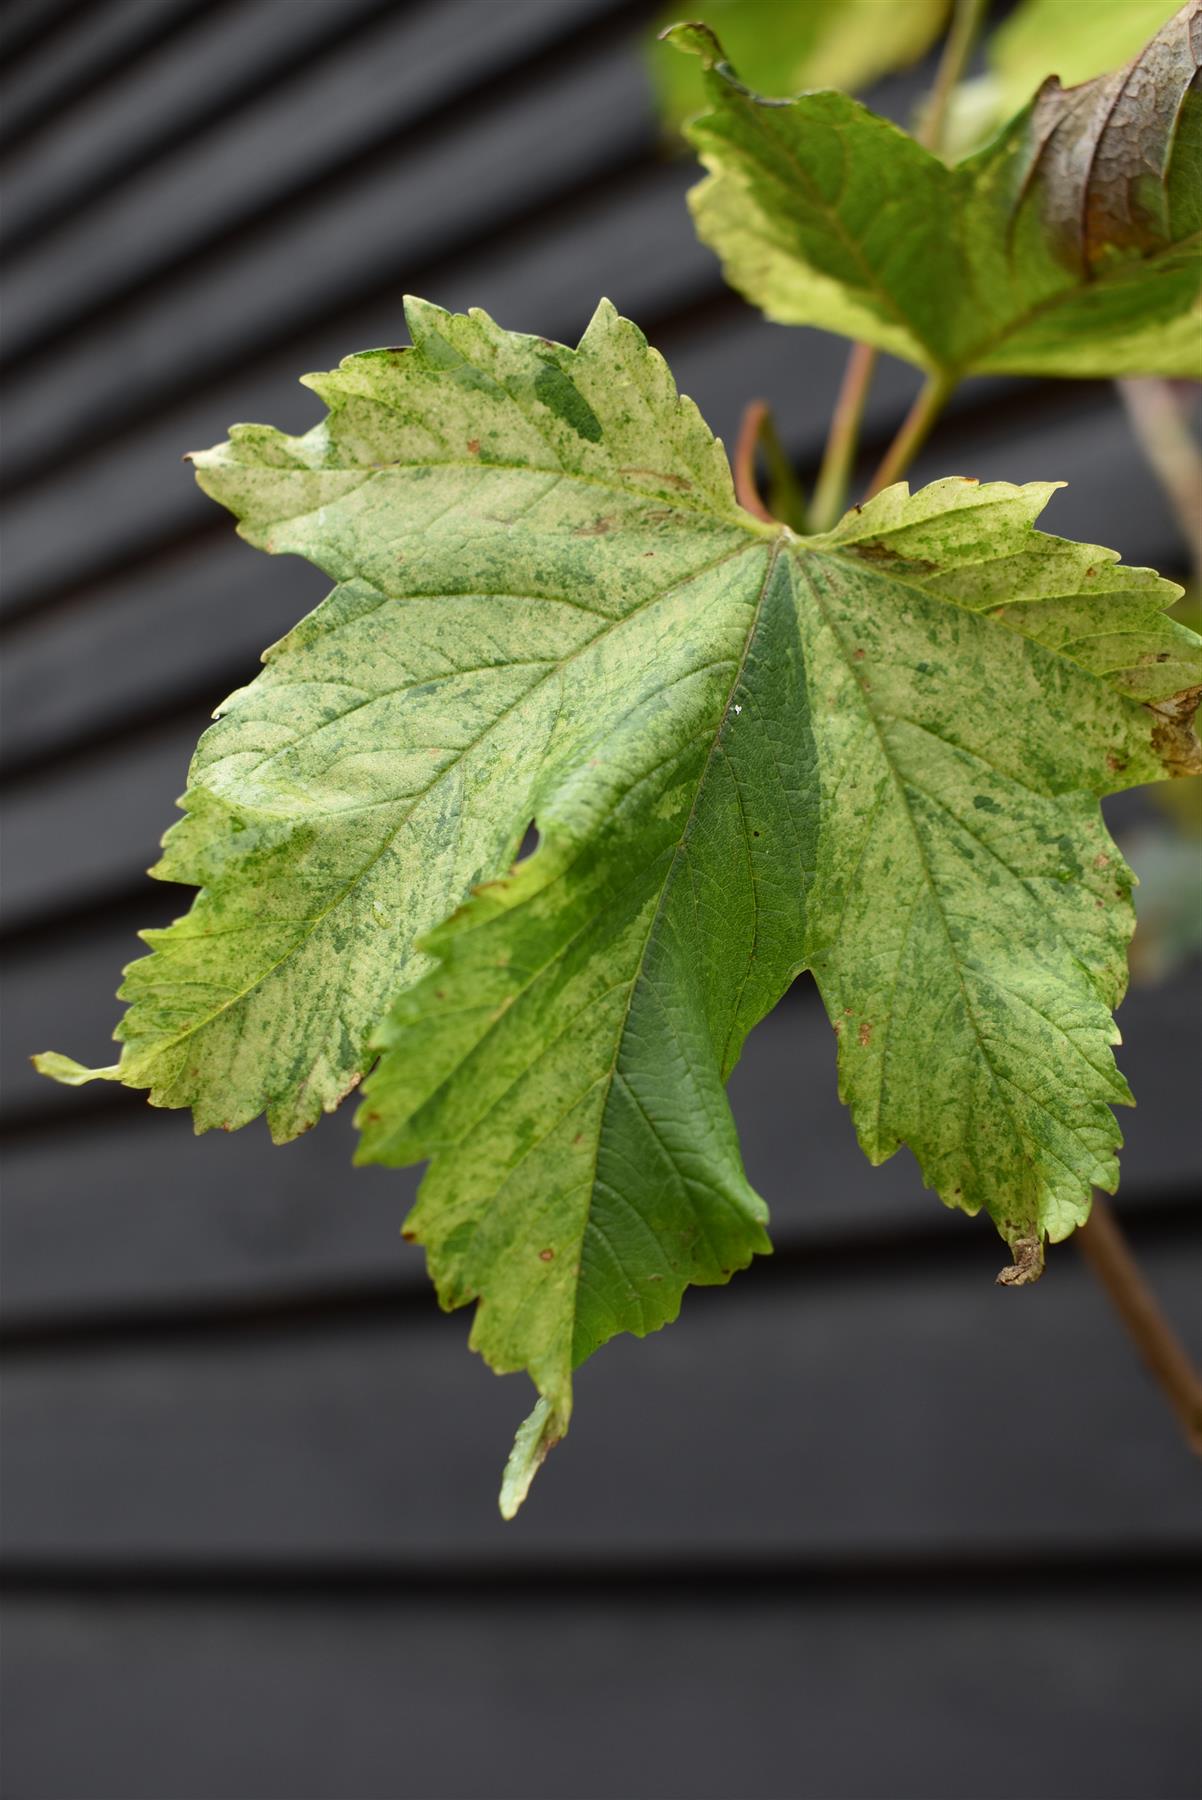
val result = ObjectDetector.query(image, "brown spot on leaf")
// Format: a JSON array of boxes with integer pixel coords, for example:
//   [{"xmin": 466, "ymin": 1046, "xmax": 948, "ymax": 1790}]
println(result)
[
  {"xmin": 852, "ymin": 648, "xmax": 865, "ymax": 661},
  {"xmin": 1093, "ymin": 853, "xmax": 1110, "ymax": 869},
  {"xmin": 848, "ymin": 539, "xmax": 938, "ymax": 573},
  {"xmin": 574, "ymin": 516, "xmax": 614, "ymax": 537},
  {"xmin": 1105, "ymin": 751, "xmax": 1128, "ymax": 774},
  {"xmin": 539, "ymin": 1248, "xmax": 555, "ymax": 1262},
  {"xmin": 466, "ymin": 438, "xmax": 480, "ymax": 455},
  {"xmin": 858, "ymin": 1020, "xmax": 873, "ymax": 1047},
  {"xmin": 1026, "ymin": 14, "xmax": 1196, "ymax": 273},
  {"xmin": 996, "ymin": 1234, "xmax": 1045, "ymax": 1287},
  {"xmin": 1148, "ymin": 684, "xmax": 1202, "ymax": 778}
]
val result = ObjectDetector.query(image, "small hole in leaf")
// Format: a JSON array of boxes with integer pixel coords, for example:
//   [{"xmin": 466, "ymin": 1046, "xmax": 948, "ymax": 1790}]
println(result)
[{"xmin": 516, "ymin": 820, "xmax": 540, "ymax": 863}]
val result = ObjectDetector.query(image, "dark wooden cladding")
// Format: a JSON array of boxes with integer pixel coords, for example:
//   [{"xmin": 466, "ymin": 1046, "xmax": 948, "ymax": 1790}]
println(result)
[
  {"xmin": 1, "ymin": 4, "xmax": 1199, "ymax": 1797},
  {"xmin": 4, "ymin": 1241, "xmax": 1201, "ymax": 1565},
  {"xmin": 0, "ymin": 0, "xmax": 217, "ymax": 157},
  {"xmin": 6, "ymin": 1581, "xmax": 1197, "ymax": 1800}
]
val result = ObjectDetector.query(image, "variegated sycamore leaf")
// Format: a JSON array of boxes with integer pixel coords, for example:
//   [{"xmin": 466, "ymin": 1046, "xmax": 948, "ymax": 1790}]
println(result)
[{"xmin": 36, "ymin": 301, "xmax": 1201, "ymax": 1510}]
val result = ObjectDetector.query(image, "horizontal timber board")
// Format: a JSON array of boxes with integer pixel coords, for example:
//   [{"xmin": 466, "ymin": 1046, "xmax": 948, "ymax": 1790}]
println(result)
[
  {"xmin": 0, "ymin": 536, "xmax": 333, "ymax": 775},
  {"xmin": 0, "ymin": 0, "xmax": 210, "ymax": 157},
  {"xmin": 0, "ymin": 0, "xmax": 633, "ymax": 361},
  {"xmin": 0, "ymin": 0, "xmax": 431, "ymax": 254},
  {"xmin": 3, "ymin": 1584, "xmax": 1199, "ymax": 1800},
  {"xmin": 0, "ymin": 0, "xmax": 91, "ymax": 69},
  {"xmin": 2, "ymin": 1239, "xmax": 1199, "ymax": 1560},
  {"xmin": 1, "ymin": 20, "xmax": 659, "ymax": 476},
  {"xmin": 3, "ymin": 961, "xmax": 1201, "ymax": 1322}
]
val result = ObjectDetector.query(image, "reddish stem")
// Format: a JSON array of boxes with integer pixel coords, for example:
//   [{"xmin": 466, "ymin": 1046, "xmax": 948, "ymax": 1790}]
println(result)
[{"xmin": 734, "ymin": 399, "xmax": 775, "ymax": 522}]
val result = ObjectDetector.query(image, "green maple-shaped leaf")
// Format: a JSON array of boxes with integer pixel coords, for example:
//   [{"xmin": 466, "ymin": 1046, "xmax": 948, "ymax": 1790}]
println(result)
[
  {"xmin": 36, "ymin": 301, "xmax": 1201, "ymax": 1508},
  {"xmin": 665, "ymin": 5, "xmax": 1202, "ymax": 378}
]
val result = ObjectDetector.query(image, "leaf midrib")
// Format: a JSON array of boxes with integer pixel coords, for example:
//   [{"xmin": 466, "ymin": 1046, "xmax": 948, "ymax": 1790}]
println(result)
[
  {"xmin": 561, "ymin": 533, "xmax": 784, "ymax": 1366},
  {"xmin": 420, "ymin": 537, "xmax": 783, "ymax": 1379}
]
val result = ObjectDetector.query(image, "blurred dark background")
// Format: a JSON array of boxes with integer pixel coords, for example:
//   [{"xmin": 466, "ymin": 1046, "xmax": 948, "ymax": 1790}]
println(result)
[{"xmin": 1, "ymin": 3, "xmax": 1200, "ymax": 1797}]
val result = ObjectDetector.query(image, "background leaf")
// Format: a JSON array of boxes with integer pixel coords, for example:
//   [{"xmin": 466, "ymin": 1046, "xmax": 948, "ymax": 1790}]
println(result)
[
  {"xmin": 946, "ymin": 0, "xmax": 1184, "ymax": 158},
  {"xmin": 671, "ymin": 7, "xmax": 1202, "ymax": 378}
]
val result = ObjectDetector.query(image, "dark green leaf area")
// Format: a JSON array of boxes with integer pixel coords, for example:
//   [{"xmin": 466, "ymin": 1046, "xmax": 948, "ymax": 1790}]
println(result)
[{"xmin": 358, "ymin": 541, "xmax": 816, "ymax": 1505}]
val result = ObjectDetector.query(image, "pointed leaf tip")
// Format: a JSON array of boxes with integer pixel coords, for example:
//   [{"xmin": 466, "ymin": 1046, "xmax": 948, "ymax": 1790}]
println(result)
[
  {"xmin": 659, "ymin": 21, "xmax": 724, "ymax": 64},
  {"xmin": 32, "ymin": 1052, "xmax": 121, "ymax": 1087},
  {"xmin": 499, "ymin": 1396, "xmax": 564, "ymax": 1520},
  {"xmin": 401, "ymin": 293, "xmax": 451, "ymax": 346}
]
